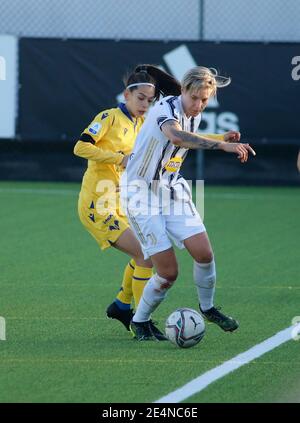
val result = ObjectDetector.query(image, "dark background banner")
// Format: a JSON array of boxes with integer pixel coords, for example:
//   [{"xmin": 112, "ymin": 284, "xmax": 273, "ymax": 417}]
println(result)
[
  {"xmin": 19, "ymin": 38, "xmax": 300, "ymax": 142},
  {"xmin": 0, "ymin": 38, "xmax": 296, "ymax": 184}
]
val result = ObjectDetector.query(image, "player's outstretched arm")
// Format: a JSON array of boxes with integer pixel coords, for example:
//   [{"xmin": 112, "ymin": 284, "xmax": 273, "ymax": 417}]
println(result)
[
  {"xmin": 221, "ymin": 141, "xmax": 256, "ymax": 163},
  {"xmin": 201, "ymin": 131, "xmax": 240, "ymax": 142},
  {"xmin": 161, "ymin": 120, "xmax": 223, "ymax": 150},
  {"xmin": 223, "ymin": 131, "xmax": 241, "ymax": 142},
  {"xmin": 161, "ymin": 120, "xmax": 255, "ymax": 163}
]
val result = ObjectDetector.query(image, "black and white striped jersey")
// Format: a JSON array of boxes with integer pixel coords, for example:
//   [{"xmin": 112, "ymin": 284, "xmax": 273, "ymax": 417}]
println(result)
[{"xmin": 124, "ymin": 95, "xmax": 201, "ymax": 188}]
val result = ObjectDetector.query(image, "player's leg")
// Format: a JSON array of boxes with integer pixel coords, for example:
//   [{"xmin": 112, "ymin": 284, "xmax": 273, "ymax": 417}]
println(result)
[
  {"xmin": 78, "ymin": 198, "xmax": 151, "ymax": 330},
  {"xmin": 106, "ymin": 256, "xmax": 135, "ymax": 331},
  {"xmin": 124, "ymin": 210, "xmax": 178, "ymax": 341},
  {"xmin": 106, "ymin": 227, "xmax": 153, "ymax": 331},
  {"xmin": 131, "ymin": 247, "xmax": 178, "ymax": 341},
  {"xmin": 165, "ymin": 197, "xmax": 215, "ymax": 313},
  {"xmin": 184, "ymin": 232, "xmax": 239, "ymax": 332},
  {"xmin": 133, "ymin": 247, "xmax": 178, "ymax": 322},
  {"xmin": 115, "ymin": 258, "xmax": 135, "ymax": 308},
  {"xmin": 112, "ymin": 228, "xmax": 153, "ymax": 309},
  {"xmin": 166, "ymin": 188, "xmax": 239, "ymax": 333},
  {"xmin": 184, "ymin": 231, "xmax": 215, "ymax": 311}
]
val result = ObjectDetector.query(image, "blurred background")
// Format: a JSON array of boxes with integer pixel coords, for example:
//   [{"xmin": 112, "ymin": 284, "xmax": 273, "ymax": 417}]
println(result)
[{"xmin": 0, "ymin": 0, "xmax": 300, "ymax": 185}]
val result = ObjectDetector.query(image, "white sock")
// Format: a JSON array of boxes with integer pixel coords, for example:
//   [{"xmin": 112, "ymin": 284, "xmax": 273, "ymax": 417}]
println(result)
[
  {"xmin": 133, "ymin": 274, "xmax": 170, "ymax": 323},
  {"xmin": 193, "ymin": 259, "xmax": 216, "ymax": 312}
]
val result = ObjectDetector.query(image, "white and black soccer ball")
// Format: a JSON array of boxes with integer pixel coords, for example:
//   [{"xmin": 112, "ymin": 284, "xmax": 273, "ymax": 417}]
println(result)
[{"xmin": 165, "ymin": 308, "xmax": 205, "ymax": 348}]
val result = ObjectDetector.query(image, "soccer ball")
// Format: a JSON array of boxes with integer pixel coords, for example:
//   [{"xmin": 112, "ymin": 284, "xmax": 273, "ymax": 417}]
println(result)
[{"xmin": 165, "ymin": 308, "xmax": 205, "ymax": 348}]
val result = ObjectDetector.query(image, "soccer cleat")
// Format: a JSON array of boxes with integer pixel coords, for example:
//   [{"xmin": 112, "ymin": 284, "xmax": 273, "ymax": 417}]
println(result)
[
  {"xmin": 149, "ymin": 320, "xmax": 168, "ymax": 341},
  {"xmin": 200, "ymin": 306, "xmax": 239, "ymax": 332},
  {"xmin": 130, "ymin": 320, "xmax": 157, "ymax": 341},
  {"xmin": 106, "ymin": 301, "xmax": 134, "ymax": 331}
]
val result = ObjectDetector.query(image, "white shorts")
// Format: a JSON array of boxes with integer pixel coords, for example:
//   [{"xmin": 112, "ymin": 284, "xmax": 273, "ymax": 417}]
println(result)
[{"xmin": 121, "ymin": 179, "xmax": 206, "ymax": 259}]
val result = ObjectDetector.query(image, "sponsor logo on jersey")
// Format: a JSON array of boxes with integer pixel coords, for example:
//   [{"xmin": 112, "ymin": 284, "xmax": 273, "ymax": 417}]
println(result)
[
  {"xmin": 101, "ymin": 113, "xmax": 109, "ymax": 120},
  {"xmin": 164, "ymin": 157, "xmax": 183, "ymax": 173},
  {"xmin": 124, "ymin": 128, "xmax": 128, "ymax": 136},
  {"xmin": 88, "ymin": 122, "xmax": 101, "ymax": 135}
]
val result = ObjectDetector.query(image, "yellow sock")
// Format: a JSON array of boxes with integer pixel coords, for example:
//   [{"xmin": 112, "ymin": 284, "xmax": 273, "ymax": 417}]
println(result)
[
  {"xmin": 132, "ymin": 266, "xmax": 153, "ymax": 308},
  {"xmin": 116, "ymin": 259, "xmax": 135, "ymax": 305}
]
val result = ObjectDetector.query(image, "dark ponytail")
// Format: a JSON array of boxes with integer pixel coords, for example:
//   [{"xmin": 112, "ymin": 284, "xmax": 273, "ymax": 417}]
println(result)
[{"xmin": 124, "ymin": 64, "xmax": 181, "ymax": 100}]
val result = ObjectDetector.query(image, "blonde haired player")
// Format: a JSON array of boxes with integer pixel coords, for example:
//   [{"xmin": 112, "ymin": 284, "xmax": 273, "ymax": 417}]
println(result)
[
  {"xmin": 74, "ymin": 65, "xmax": 181, "ymax": 339},
  {"xmin": 121, "ymin": 66, "xmax": 256, "ymax": 340}
]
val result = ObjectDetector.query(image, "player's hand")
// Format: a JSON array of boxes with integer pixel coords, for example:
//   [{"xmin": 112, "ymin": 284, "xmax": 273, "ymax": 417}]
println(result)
[
  {"xmin": 224, "ymin": 131, "xmax": 241, "ymax": 142},
  {"xmin": 221, "ymin": 142, "xmax": 256, "ymax": 163},
  {"xmin": 120, "ymin": 155, "xmax": 130, "ymax": 168}
]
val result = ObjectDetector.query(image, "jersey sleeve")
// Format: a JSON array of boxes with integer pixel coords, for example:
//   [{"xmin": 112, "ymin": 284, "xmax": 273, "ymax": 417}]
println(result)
[
  {"xmin": 82, "ymin": 111, "xmax": 112, "ymax": 144},
  {"xmin": 73, "ymin": 140, "xmax": 124, "ymax": 164},
  {"xmin": 73, "ymin": 110, "xmax": 124, "ymax": 164},
  {"xmin": 155, "ymin": 98, "xmax": 180, "ymax": 130}
]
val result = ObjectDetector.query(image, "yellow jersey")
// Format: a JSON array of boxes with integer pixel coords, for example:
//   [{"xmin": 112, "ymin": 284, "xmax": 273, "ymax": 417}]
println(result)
[{"xmin": 74, "ymin": 103, "xmax": 144, "ymax": 197}]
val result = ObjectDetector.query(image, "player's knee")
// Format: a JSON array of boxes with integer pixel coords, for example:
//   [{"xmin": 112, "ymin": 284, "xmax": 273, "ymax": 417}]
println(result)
[
  {"xmin": 159, "ymin": 278, "xmax": 177, "ymax": 290},
  {"xmin": 134, "ymin": 256, "xmax": 152, "ymax": 267},
  {"xmin": 159, "ymin": 268, "xmax": 178, "ymax": 284},
  {"xmin": 196, "ymin": 249, "xmax": 214, "ymax": 264}
]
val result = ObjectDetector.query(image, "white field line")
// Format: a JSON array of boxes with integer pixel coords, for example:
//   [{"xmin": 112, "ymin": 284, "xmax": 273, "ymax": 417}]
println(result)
[{"xmin": 155, "ymin": 323, "xmax": 300, "ymax": 403}]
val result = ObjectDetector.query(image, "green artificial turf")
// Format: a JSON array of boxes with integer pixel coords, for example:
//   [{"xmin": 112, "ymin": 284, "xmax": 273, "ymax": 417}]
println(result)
[{"xmin": 0, "ymin": 182, "xmax": 299, "ymax": 402}]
